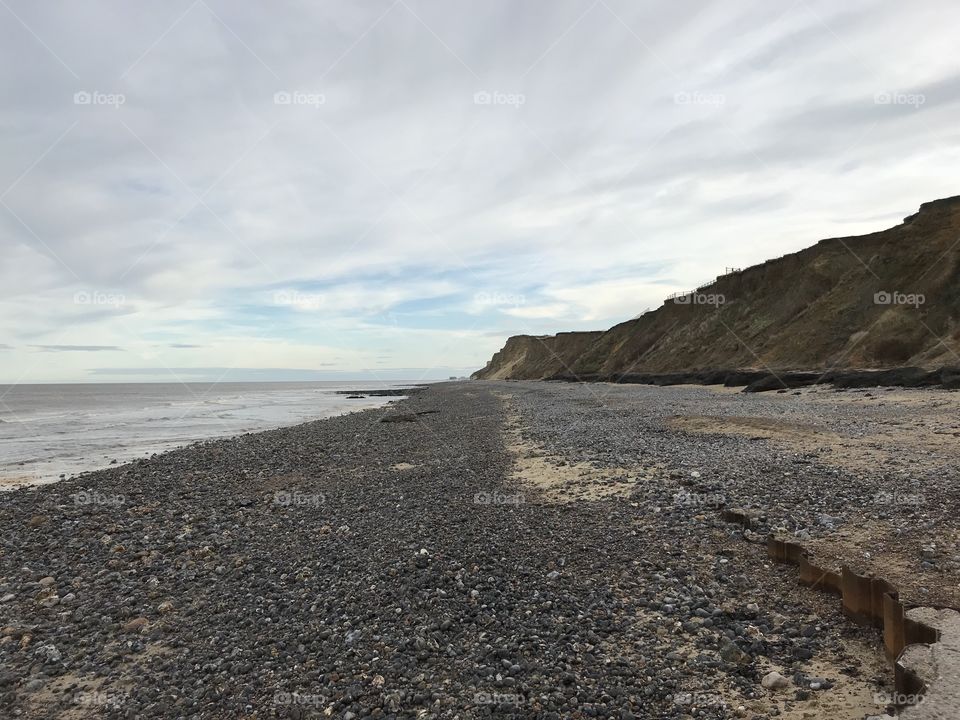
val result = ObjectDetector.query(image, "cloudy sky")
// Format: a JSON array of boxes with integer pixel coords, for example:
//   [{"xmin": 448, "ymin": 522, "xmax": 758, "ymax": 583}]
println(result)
[{"xmin": 1, "ymin": 0, "xmax": 958, "ymax": 383}]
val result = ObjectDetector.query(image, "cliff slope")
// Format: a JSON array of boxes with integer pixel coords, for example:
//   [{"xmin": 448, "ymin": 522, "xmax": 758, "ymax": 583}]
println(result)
[{"xmin": 473, "ymin": 196, "xmax": 960, "ymax": 380}]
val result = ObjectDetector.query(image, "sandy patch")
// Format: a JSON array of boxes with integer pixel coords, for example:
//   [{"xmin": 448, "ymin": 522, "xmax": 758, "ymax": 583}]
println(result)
[
  {"xmin": 733, "ymin": 642, "xmax": 889, "ymax": 720},
  {"xmin": 262, "ymin": 471, "xmax": 305, "ymax": 491},
  {"xmin": 496, "ymin": 392, "xmax": 656, "ymax": 503},
  {"xmin": 660, "ymin": 385, "xmax": 960, "ymax": 475},
  {"xmin": 0, "ymin": 473, "xmax": 60, "ymax": 490},
  {"xmin": 18, "ymin": 671, "xmax": 131, "ymax": 719},
  {"xmin": 805, "ymin": 521, "xmax": 960, "ymax": 610},
  {"xmin": 666, "ymin": 414, "xmax": 889, "ymax": 473},
  {"xmin": 668, "ymin": 414, "xmax": 826, "ymax": 440}
]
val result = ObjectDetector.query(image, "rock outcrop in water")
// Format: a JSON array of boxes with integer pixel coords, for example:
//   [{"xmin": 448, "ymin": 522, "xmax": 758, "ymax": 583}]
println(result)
[{"xmin": 474, "ymin": 195, "xmax": 960, "ymax": 381}]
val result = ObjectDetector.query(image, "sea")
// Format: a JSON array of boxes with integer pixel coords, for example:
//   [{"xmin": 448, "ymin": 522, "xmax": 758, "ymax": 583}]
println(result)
[{"xmin": 0, "ymin": 381, "xmax": 412, "ymax": 487}]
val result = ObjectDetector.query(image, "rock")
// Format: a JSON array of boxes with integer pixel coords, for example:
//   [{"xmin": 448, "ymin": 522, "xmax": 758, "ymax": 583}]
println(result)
[
  {"xmin": 719, "ymin": 641, "xmax": 748, "ymax": 664},
  {"xmin": 0, "ymin": 380, "xmax": 945, "ymax": 719},
  {"xmin": 34, "ymin": 644, "xmax": 61, "ymax": 664},
  {"xmin": 38, "ymin": 577, "xmax": 56, "ymax": 587},
  {"xmin": 122, "ymin": 617, "xmax": 149, "ymax": 633},
  {"xmin": 761, "ymin": 671, "xmax": 790, "ymax": 690}
]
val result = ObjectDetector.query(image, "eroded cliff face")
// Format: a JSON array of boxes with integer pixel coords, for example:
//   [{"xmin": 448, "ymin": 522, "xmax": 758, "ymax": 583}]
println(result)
[
  {"xmin": 474, "ymin": 195, "xmax": 960, "ymax": 380},
  {"xmin": 472, "ymin": 331, "xmax": 604, "ymax": 380}
]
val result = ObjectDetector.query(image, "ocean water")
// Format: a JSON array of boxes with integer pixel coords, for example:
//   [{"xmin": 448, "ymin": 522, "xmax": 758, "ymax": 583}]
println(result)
[{"xmin": 0, "ymin": 381, "xmax": 411, "ymax": 487}]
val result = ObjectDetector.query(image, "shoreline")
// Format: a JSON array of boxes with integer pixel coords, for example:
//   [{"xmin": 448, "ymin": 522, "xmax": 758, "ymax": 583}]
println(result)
[
  {"xmin": 0, "ymin": 382, "xmax": 954, "ymax": 718},
  {"xmin": 0, "ymin": 387, "xmax": 419, "ymax": 490}
]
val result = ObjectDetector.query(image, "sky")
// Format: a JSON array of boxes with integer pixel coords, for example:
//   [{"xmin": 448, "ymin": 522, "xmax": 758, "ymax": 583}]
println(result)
[{"xmin": 1, "ymin": 0, "xmax": 958, "ymax": 383}]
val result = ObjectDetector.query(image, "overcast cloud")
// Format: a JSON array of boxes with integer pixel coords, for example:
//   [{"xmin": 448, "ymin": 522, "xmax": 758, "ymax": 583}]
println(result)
[{"xmin": 1, "ymin": 0, "xmax": 958, "ymax": 382}]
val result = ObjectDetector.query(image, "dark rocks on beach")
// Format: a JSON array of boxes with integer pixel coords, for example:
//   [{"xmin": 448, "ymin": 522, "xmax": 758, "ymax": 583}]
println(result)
[
  {"xmin": 380, "ymin": 410, "xmax": 439, "ymax": 423},
  {"xmin": 549, "ymin": 366, "xmax": 960, "ymax": 393},
  {"xmin": 0, "ymin": 381, "xmax": 911, "ymax": 718},
  {"xmin": 742, "ymin": 372, "xmax": 821, "ymax": 393},
  {"xmin": 335, "ymin": 388, "xmax": 424, "ymax": 397}
]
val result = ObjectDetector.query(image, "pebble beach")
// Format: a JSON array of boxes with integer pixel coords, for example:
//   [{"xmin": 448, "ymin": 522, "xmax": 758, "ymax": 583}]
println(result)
[{"xmin": 1, "ymin": 381, "xmax": 956, "ymax": 719}]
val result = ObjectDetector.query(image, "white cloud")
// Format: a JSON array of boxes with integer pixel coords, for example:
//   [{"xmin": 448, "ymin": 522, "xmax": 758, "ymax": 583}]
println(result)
[{"xmin": 1, "ymin": 0, "xmax": 959, "ymax": 381}]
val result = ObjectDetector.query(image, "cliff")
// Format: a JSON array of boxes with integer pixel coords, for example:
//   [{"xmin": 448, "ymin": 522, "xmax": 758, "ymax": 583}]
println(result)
[
  {"xmin": 474, "ymin": 195, "xmax": 960, "ymax": 380},
  {"xmin": 472, "ymin": 331, "xmax": 605, "ymax": 380}
]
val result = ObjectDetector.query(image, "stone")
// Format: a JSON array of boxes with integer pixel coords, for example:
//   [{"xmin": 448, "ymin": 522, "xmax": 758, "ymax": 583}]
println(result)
[
  {"xmin": 122, "ymin": 617, "xmax": 149, "ymax": 633},
  {"xmin": 719, "ymin": 641, "xmax": 747, "ymax": 664},
  {"xmin": 761, "ymin": 671, "xmax": 790, "ymax": 690}
]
